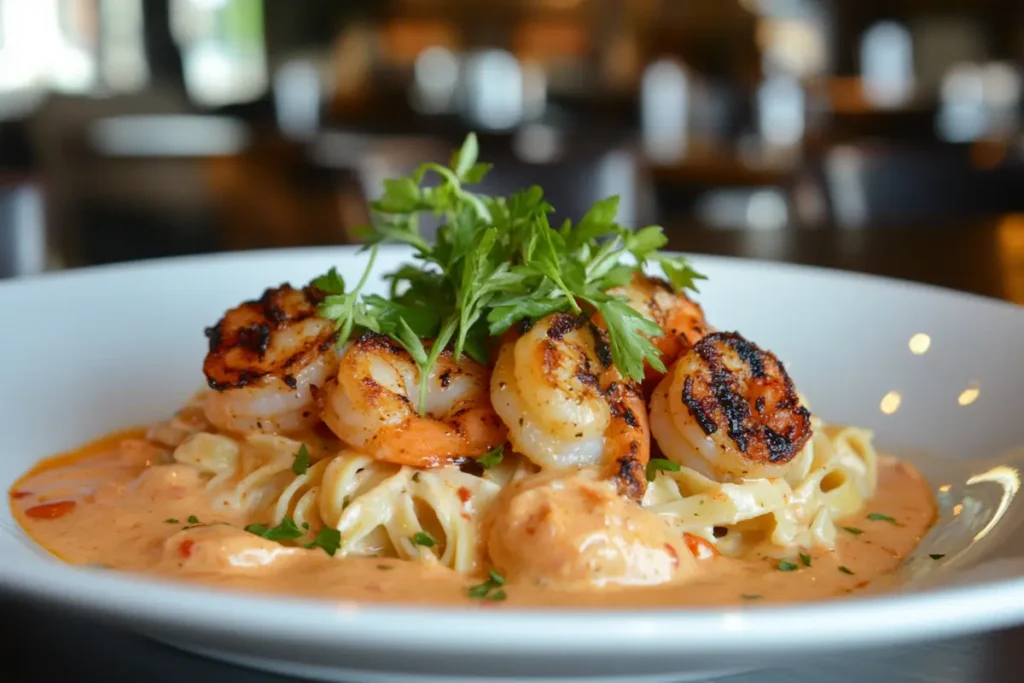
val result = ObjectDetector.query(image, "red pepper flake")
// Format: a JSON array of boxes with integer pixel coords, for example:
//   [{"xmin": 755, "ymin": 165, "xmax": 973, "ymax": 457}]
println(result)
[
  {"xmin": 664, "ymin": 543, "xmax": 680, "ymax": 567},
  {"xmin": 683, "ymin": 533, "xmax": 718, "ymax": 560},
  {"xmin": 457, "ymin": 487, "xmax": 472, "ymax": 503},
  {"xmin": 855, "ymin": 581, "xmax": 870, "ymax": 590},
  {"xmin": 179, "ymin": 540, "xmax": 196, "ymax": 559},
  {"xmin": 9, "ymin": 490, "xmax": 31, "ymax": 500},
  {"xmin": 25, "ymin": 501, "xmax": 76, "ymax": 519}
]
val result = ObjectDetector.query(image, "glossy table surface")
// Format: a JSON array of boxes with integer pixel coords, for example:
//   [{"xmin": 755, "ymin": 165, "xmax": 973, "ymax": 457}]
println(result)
[{"xmin": 4, "ymin": 216, "xmax": 1024, "ymax": 682}]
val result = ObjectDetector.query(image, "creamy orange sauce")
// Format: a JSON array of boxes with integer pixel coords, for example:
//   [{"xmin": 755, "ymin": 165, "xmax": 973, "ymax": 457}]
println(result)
[{"xmin": 9, "ymin": 432, "xmax": 936, "ymax": 608}]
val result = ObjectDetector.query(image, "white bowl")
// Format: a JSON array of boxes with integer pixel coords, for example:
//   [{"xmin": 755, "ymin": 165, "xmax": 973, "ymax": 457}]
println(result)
[{"xmin": 4, "ymin": 246, "xmax": 1024, "ymax": 683}]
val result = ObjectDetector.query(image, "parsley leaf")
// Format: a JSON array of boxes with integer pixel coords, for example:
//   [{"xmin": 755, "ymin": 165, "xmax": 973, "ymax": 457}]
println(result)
[
  {"xmin": 479, "ymin": 444, "xmax": 504, "ymax": 469},
  {"xmin": 305, "ymin": 526, "xmax": 342, "ymax": 556},
  {"xmin": 245, "ymin": 516, "xmax": 304, "ymax": 542},
  {"xmin": 799, "ymin": 552, "xmax": 811, "ymax": 567},
  {"xmin": 164, "ymin": 518, "xmax": 179, "ymax": 524},
  {"xmin": 645, "ymin": 458, "xmax": 681, "ymax": 482},
  {"xmin": 929, "ymin": 553, "xmax": 945, "ymax": 560},
  {"xmin": 778, "ymin": 560, "xmax": 799, "ymax": 572},
  {"xmin": 311, "ymin": 132, "xmax": 706, "ymax": 407},
  {"xmin": 841, "ymin": 526, "xmax": 864, "ymax": 535},
  {"xmin": 292, "ymin": 444, "xmax": 311, "ymax": 475},
  {"xmin": 595, "ymin": 299, "xmax": 667, "ymax": 382},
  {"xmin": 838, "ymin": 566, "xmax": 855, "ymax": 575},
  {"xmin": 187, "ymin": 515, "xmax": 200, "ymax": 524}
]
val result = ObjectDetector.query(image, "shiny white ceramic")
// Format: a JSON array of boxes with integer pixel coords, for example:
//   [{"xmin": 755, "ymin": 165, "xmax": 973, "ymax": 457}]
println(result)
[{"xmin": 3, "ymin": 246, "xmax": 1024, "ymax": 683}]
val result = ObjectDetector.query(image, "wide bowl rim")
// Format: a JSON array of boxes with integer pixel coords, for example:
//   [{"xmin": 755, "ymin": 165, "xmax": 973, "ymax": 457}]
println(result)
[{"xmin": 4, "ymin": 246, "xmax": 1024, "ymax": 658}]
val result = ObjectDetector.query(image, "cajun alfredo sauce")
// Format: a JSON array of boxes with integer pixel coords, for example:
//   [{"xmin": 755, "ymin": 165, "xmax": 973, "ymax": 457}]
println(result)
[{"xmin": 9, "ymin": 428, "xmax": 936, "ymax": 608}]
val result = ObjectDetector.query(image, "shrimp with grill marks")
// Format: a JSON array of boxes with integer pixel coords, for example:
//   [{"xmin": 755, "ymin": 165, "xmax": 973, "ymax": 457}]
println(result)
[
  {"xmin": 650, "ymin": 331, "xmax": 812, "ymax": 481},
  {"xmin": 203, "ymin": 284, "xmax": 338, "ymax": 435},
  {"xmin": 320, "ymin": 332, "xmax": 507, "ymax": 468},
  {"xmin": 596, "ymin": 273, "xmax": 712, "ymax": 390},
  {"xmin": 491, "ymin": 313, "xmax": 650, "ymax": 501}
]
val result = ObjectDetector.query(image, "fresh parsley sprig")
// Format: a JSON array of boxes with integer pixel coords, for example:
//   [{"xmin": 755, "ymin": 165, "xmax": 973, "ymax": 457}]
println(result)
[{"xmin": 312, "ymin": 133, "xmax": 705, "ymax": 413}]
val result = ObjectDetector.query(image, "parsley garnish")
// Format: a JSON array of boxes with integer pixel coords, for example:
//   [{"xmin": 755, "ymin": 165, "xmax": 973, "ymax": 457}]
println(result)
[
  {"xmin": 838, "ymin": 566, "xmax": 854, "ymax": 575},
  {"xmin": 867, "ymin": 513, "xmax": 898, "ymax": 524},
  {"xmin": 292, "ymin": 444, "xmax": 311, "ymax": 475},
  {"xmin": 413, "ymin": 531, "xmax": 436, "ymax": 547},
  {"xmin": 929, "ymin": 553, "xmax": 945, "ymax": 560},
  {"xmin": 645, "ymin": 458, "xmax": 681, "ymax": 482},
  {"xmin": 799, "ymin": 552, "xmax": 811, "ymax": 567},
  {"xmin": 478, "ymin": 444, "xmax": 504, "ymax": 469},
  {"xmin": 305, "ymin": 526, "xmax": 342, "ymax": 556},
  {"xmin": 841, "ymin": 526, "xmax": 864, "ymax": 535},
  {"xmin": 778, "ymin": 560, "xmax": 799, "ymax": 572},
  {"xmin": 187, "ymin": 515, "xmax": 200, "ymax": 524},
  {"xmin": 468, "ymin": 569, "xmax": 507, "ymax": 601},
  {"xmin": 312, "ymin": 133, "xmax": 705, "ymax": 413},
  {"xmin": 741, "ymin": 593, "xmax": 762, "ymax": 600},
  {"xmin": 244, "ymin": 516, "xmax": 304, "ymax": 542},
  {"xmin": 164, "ymin": 518, "xmax": 179, "ymax": 524}
]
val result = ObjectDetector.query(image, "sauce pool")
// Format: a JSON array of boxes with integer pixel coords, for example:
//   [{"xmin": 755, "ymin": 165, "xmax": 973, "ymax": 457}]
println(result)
[{"xmin": 9, "ymin": 432, "xmax": 937, "ymax": 608}]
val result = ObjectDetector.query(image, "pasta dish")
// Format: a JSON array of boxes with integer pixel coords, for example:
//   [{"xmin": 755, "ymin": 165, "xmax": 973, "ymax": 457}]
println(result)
[{"xmin": 9, "ymin": 136, "xmax": 936, "ymax": 607}]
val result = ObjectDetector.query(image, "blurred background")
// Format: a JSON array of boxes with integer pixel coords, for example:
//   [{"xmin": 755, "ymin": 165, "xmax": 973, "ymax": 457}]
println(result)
[{"xmin": 0, "ymin": 0, "xmax": 1022, "ymax": 299}]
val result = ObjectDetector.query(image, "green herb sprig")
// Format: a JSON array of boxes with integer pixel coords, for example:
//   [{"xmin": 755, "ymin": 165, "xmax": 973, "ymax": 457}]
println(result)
[{"xmin": 312, "ymin": 134, "xmax": 704, "ymax": 413}]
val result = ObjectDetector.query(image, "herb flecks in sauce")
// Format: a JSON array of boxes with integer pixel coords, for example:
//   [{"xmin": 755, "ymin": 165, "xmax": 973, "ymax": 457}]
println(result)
[
  {"xmin": 468, "ymin": 569, "xmax": 507, "ymax": 601},
  {"xmin": 245, "ymin": 516, "xmax": 304, "ymax": 542}
]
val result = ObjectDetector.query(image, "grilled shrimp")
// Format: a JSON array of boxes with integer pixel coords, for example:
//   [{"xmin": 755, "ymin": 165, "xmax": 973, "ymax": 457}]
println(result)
[
  {"xmin": 491, "ymin": 313, "xmax": 650, "ymax": 500},
  {"xmin": 203, "ymin": 284, "xmax": 338, "ymax": 435},
  {"xmin": 320, "ymin": 332, "xmax": 507, "ymax": 467},
  {"xmin": 597, "ymin": 273, "xmax": 712, "ymax": 389},
  {"xmin": 649, "ymin": 331, "xmax": 813, "ymax": 481}
]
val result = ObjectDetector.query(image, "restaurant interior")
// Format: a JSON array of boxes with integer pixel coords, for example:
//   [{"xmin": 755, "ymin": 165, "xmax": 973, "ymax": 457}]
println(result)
[{"xmin": 0, "ymin": 0, "xmax": 1021, "ymax": 299}]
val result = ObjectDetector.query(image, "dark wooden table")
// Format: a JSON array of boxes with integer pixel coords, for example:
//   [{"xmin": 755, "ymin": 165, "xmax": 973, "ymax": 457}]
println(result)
[{"xmin": 4, "ymin": 216, "xmax": 1024, "ymax": 682}]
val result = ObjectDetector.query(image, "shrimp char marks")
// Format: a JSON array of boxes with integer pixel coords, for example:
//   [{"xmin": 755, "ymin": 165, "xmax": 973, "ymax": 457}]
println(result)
[
  {"xmin": 202, "ymin": 283, "xmax": 338, "ymax": 435},
  {"xmin": 490, "ymin": 313, "xmax": 650, "ymax": 500},
  {"xmin": 649, "ymin": 331, "xmax": 814, "ymax": 481}
]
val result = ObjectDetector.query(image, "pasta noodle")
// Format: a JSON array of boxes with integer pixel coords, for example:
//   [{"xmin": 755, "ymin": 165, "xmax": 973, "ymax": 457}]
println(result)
[
  {"xmin": 643, "ymin": 413, "xmax": 879, "ymax": 558},
  {"xmin": 166, "ymin": 421, "xmax": 538, "ymax": 574}
]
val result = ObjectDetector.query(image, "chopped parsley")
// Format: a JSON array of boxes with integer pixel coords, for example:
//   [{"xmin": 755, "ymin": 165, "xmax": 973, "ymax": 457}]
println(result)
[
  {"xmin": 840, "ymin": 526, "xmax": 864, "ymax": 535},
  {"xmin": 187, "ymin": 515, "xmax": 200, "ymax": 524},
  {"xmin": 312, "ymin": 133, "xmax": 704, "ymax": 414},
  {"xmin": 777, "ymin": 560, "xmax": 799, "ymax": 572},
  {"xmin": 838, "ymin": 566, "xmax": 854, "ymax": 575},
  {"xmin": 741, "ymin": 593, "xmax": 762, "ymax": 600},
  {"xmin": 302, "ymin": 521, "xmax": 310, "ymax": 530},
  {"xmin": 244, "ymin": 516, "xmax": 304, "ymax": 542},
  {"xmin": 929, "ymin": 553, "xmax": 946, "ymax": 560},
  {"xmin": 412, "ymin": 531, "xmax": 436, "ymax": 547},
  {"xmin": 292, "ymin": 444, "xmax": 311, "ymax": 475},
  {"xmin": 867, "ymin": 513, "xmax": 898, "ymax": 524},
  {"xmin": 478, "ymin": 444, "xmax": 504, "ymax": 469},
  {"xmin": 799, "ymin": 552, "xmax": 811, "ymax": 567},
  {"xmin": 164, "ymin": 518, "xmax": 179, "ymax": 524},
  {"xmin": 468, "ymin": 569, "xmax": 507, "ymax": 601},
  {"xmin": 645, "ymin": 458, "xmax": 681, "ymax": 482},
  {"xmin": 305, "ymin": 526, "xmax": 342, "ymax": 556}
]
